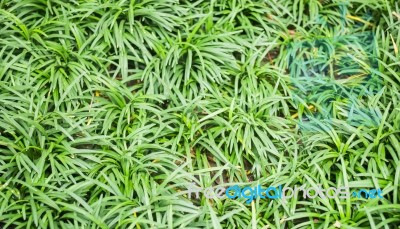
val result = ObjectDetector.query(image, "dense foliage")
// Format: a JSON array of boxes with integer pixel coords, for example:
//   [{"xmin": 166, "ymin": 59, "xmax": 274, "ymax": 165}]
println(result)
[{"xmin": 0, "ymin": 0, "xmax": 399, "ymax": 228}]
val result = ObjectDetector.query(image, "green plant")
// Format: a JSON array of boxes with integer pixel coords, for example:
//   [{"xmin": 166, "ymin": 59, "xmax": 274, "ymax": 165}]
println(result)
[{"xmin": 0, "ymin": 0, "xmax": 399, "ymax": 228}]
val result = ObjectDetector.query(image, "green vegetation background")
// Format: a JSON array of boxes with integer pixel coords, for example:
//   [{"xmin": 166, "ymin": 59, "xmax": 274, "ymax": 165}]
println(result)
[{"xmin": 0, "ymin": 0, "xmax": 399, "ymax": 228}]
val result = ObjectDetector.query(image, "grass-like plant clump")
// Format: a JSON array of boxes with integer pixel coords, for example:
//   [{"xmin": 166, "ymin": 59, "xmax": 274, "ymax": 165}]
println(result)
[{"xmin": 0, "ymin": 0, "xmax": 400, "ymax": 228}]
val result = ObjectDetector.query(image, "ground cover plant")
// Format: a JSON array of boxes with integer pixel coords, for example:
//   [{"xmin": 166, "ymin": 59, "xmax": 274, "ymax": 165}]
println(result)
[{"xmin": 0, "ymin": 0, "xmax": 400, "ymax": 228}]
